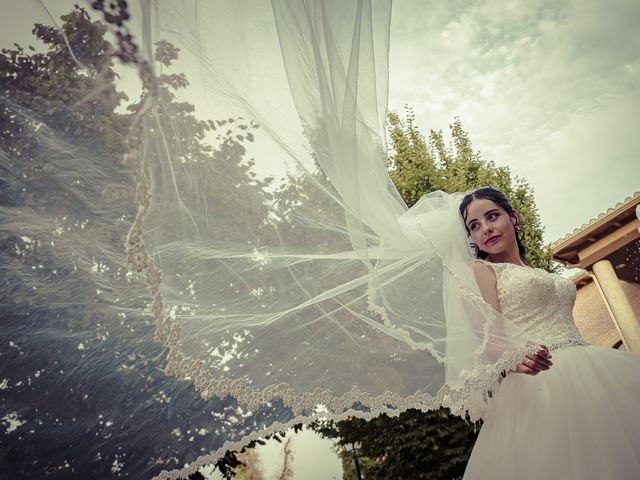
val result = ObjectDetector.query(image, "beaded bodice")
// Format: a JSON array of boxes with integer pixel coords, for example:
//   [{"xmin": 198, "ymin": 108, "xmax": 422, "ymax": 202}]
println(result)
[{"xmin": 483, "ymin": 261, "xmax": 588, "ymax": 350}]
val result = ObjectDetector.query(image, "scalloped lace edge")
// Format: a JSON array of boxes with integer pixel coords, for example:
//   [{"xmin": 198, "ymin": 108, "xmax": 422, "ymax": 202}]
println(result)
[
  {"xmin": 152, "ymin": 339, "xmax": 588, "ymax": 480},
  {"xmin": 91, "ymin": 10, "xmax": 589, "ymax": 479}
]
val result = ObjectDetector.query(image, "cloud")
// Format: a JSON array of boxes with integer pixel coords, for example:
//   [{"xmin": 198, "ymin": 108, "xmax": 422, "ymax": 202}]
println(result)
[{"xmin": 388, "ymin": 0, "xmax": 639, "ymax": 242}]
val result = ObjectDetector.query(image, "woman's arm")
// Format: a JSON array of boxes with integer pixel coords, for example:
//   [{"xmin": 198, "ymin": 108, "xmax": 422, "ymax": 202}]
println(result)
[
  {"xmin": 471, "ymin": 262, "xmax": 501, "ymax": 312},
  {"xmin": 471, "ymin": 261, "xmax": 552, "ymax": 375}
]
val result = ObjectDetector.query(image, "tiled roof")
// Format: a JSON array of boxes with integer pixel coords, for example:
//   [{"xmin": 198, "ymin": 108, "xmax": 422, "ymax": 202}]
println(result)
[{"xmin": 549, "ymin": 191, "xmax": 640, "ymax": 250}]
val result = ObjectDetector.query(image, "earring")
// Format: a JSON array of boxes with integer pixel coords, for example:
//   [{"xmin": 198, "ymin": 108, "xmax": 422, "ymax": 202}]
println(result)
[
  {"xmin": 515, "ymin": 224, "xmax": 524, "ymax": 241},
  {"xmin": 469, "ymin": 242, "xmax": 479, "ymax": 257}
]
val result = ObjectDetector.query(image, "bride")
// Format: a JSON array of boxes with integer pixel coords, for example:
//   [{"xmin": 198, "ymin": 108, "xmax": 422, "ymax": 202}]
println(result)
[{"xmin": 460, "ymin": 187, "xmax": 640, "ymax": 479}]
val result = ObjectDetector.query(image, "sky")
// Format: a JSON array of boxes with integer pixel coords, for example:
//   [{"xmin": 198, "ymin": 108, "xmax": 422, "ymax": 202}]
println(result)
[
  {"xmin": 4, "ymin": 0, "xmax": 637, "ymax": 246},
  {"xmin": 388, "ymin": 0, "xmax": 639, "ymax": 244}
]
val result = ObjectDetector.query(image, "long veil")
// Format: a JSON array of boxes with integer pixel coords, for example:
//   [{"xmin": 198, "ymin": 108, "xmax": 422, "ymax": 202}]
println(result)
[{"xmin": 1, "ymin": 1, "xmax": 546, "ymax": 478}]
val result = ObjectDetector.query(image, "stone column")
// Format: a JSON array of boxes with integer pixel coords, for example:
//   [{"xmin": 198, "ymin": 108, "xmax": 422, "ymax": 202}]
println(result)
[{"xmin": 592, "ymin": 259, "xmax": 640, "ymax": 354}]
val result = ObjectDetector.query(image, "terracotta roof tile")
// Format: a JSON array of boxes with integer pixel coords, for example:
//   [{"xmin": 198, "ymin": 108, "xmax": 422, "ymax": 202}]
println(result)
[{"xmin": 549, "ymin": 191, "xmax": 640, "ymax": 250}]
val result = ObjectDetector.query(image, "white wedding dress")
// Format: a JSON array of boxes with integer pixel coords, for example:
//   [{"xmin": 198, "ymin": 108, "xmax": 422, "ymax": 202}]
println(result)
[{"xmin": 463, "ymin": 261, "xmax": 640, "ymax": 479}]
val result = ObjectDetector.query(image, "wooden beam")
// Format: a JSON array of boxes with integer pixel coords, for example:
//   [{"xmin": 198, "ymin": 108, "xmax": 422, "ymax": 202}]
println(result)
[
  {"xmin": 577, "ymin": 218, "xmax": 640, "ymax": 268},
  {"xmin": 592, "ymin": 259, "xmax": 640, "ymax": 353},
  {"xmin": 590, "ymin": 272, "xmax": 628, "ymax": 350}
]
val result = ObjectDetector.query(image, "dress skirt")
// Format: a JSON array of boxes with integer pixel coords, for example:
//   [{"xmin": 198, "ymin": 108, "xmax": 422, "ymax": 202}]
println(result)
[{"xmin": 463, "ymin": 345, "xmax": 640, "ymax": 479}]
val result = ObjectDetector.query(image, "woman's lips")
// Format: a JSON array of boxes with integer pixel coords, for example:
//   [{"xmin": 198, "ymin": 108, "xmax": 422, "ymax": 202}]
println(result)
[{"xmin": 485, "ymin": 235, "xmax": 501, "ymax": 245}]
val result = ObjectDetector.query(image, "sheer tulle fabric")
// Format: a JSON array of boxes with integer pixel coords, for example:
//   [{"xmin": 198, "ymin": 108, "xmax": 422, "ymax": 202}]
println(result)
[
  {"xmin": 134, "ymin": 0, "xmax": 532, "ymax": 420},
  {"xmin": 1, "ymin": 1, "xmax": 547, "ymax": 478},
  {"xmin": 464, "ymin": 345, "xmax": 640, "ymax": 479}
]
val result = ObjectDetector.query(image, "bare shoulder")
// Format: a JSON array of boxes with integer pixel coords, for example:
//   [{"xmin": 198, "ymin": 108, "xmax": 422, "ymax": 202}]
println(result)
[
  {"xmin": 470, "ymin": 260, "xmax": 500, "ymax": 312},
  {"xmin": 471, "ymin": 260, "xmax": 497, "ymax": 284}
]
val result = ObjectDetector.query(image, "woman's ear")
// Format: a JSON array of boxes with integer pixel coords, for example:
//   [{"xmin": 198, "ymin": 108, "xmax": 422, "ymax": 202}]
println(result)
[{"xmin": 510, "ymin": 209, "xmax": 518, "ymax": 227}]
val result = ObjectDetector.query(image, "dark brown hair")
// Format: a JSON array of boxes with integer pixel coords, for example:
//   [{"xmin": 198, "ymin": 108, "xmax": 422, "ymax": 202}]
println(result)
[{"xmin": 459, "ymin": 187, "xmax": 527, "ymax": 262}]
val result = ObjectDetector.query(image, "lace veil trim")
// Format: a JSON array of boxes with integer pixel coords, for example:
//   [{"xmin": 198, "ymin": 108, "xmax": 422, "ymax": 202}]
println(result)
[{"xmin": 84, "ymin": 3, "xmax": 591, "ymax": 479}]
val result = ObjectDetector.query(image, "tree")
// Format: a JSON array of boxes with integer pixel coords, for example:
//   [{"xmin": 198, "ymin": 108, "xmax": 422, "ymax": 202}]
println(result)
[
  {"xmin": 0, "ymin": 7, "xmax": 130, "ymax": 208},
  {"xmin": 0, "ymin": 7, "xmax": 276, "ymax": 479},
  {"xmin": 314, "ymin": 408, "xmax": 477, "ymax": 480},
  {"xmin": 387, "ymin": 106, "xmax": 556, "ymax": 271},
  {"xmin": 312, "ymin": 106, "xmax": 556, "ymax": 480}
]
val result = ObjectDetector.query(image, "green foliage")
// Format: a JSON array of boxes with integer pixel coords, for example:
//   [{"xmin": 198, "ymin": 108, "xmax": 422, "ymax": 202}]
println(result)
[
  {"xmin": 0, "ymin": 7, "xmax": 129, "ymax": 186},
  {"xmin": 1, "ymin": 7, "xmax": 275, "ymax": 479},
  {"xmin": 387, "ymin": 106, "xmax": 557, "ymax": 272},
  {"xmin": 313, "ymin": 409, "xmax": 478, "ymax": 480},
  {"xmin": 214, "ymin": 425, "xmax": 304, "ymax": 480}
]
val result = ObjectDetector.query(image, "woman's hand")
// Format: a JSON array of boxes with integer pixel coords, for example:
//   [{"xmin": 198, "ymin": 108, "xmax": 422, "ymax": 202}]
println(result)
[{"xmin": 511, "ymin": 344, "xmax": 553, "ymax": 376}]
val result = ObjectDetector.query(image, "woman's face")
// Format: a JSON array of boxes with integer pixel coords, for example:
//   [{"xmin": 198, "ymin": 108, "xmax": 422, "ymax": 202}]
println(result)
[{"xmin": 464, "ymin": 198, "xmax": 517, "ymax": 256}]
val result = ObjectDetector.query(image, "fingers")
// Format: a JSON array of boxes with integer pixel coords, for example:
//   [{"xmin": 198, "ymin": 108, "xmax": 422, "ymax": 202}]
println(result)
[
  {"xmin": 526, "ymin": 352, "xmax": 553, "ymax": 370},
  {"xmin": 513, "ymin": 349, "xmax": 554, "ymax": 376},
  {"xmin": 539, "ymin": 346, "xmax": 552, "ymax": 359},
  {"xmin": 513, "ymin": 363, "xmax": 541, "ymax": 375},
  {"xmin": 511, "ymin": 346, "xmax": 555, "ymax": 376},
  {"xmin": 537, "ymin": 347, "xmax": 553, "ymax": 366}
]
